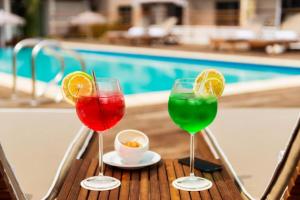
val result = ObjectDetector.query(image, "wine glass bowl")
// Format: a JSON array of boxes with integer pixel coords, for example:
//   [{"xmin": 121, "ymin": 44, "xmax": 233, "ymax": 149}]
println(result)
[{"xmin": 76, "ymin": 78, "xmax": 125, "ymax": 131}]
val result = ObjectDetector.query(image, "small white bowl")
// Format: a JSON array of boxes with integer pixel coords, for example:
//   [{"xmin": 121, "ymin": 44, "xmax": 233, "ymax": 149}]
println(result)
[{"xmin": 114, "ymin": 129, "xmax": 149, "ymax": 164}]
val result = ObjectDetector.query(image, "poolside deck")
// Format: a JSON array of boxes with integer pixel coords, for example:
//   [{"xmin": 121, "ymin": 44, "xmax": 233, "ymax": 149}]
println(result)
[{"xmin": 0, "ymin": 85, "xmax": 299, "ymax": 159}]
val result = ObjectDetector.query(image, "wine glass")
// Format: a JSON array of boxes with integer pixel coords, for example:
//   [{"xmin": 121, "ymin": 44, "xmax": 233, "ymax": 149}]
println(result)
[
  {"xmin": 76, "ymin": 77, "xmax": 125, "ymax": 191},
  {"xmin": 168, "ymin": 78, "xmax": 218, "ymax": 191}
]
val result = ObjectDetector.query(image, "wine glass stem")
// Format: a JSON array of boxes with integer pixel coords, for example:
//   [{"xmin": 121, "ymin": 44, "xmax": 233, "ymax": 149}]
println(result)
[
  {"xmin": 98, "ymin": 131, "xmax": 104, "ymax": 176},
  {"xmin": 190, "ymin": 134, "xmax": 195, "ymax": 176}
]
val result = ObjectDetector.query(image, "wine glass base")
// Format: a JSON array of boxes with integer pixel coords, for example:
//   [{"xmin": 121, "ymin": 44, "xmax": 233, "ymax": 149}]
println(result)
[
  {"xmin": 172, "ymin": 176, "xmax": 212, "ymax": 191},
  {"xmin": 80, "ymin": 176, "xmax": 121, "ymax": 191}
]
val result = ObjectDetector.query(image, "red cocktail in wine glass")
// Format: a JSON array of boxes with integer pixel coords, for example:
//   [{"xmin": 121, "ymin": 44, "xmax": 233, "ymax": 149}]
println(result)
[{"xmin": 76, "ymin": 77, "xmax": 125, "ymax": 191}]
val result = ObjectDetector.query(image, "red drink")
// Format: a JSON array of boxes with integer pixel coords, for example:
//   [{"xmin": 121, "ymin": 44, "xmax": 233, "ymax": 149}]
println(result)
[
  {"xmin": 76, "ymin": 93, "xmax": 125, "ymax": 131},
  {"xmin": 72, "ymin": 77, "xmax": 124, "ymax": 190}
]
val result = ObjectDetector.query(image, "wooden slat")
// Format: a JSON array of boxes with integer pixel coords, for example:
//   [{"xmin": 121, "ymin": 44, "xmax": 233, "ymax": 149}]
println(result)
[
  {"xmin": 211, "ymin": 172, "xmax": 232, "ymax": 200},
  {"xmin": 173, "ymin": 160, "xmax": 191, "ymax": 200},
  {"xmin": 158, "ymin": 162, "xmax": 171, "ymax": 200},
  {"xmin": 77, "ymin": 159, "xmax": 98, "ymax": 200},
  {"xmin": 140, "ymin": 168, "xmax": 149, "ymax": 200},
  {"xmin": 87, "ymin": 164, "xmax": 108, "ymax": 200},
  {"xmin": 109, "ymin": 169, "xmax": 122, "ymax": 200},
  {"xmin": 86, "ymin": 165, "xmax": 103, "ymax": 200},
  {"xmin": 219, "ymin": 168, "xmax": 243, "ymax": 199},
  {"xmin": 87, "ymin": 189, "xmax": 99, "ymax": 200},
  {"xmin": 182, "ymin": 164, "xmax": 202, "ymax": 200},
  {"xmin": 196, "ymin": 135, "xmax": 222, "ymax": 200},
  {"xmin": 67, "ymin": 159, "xmax": 92, "ymax": 200},
  {"xmin": 98, "ymin": 166, "xmax": 113, "ymax": 200},
  {"xmin": 197, "ymin": 134, "xmax": 241, "ymax": 200},
  {"xmin": 150, "ymin": 164, "xmax": 160, "ymax": 200},
  {"xmin": 129, "ymin": 170, "xmax": 140, "ymax": 200},
  {"xmin": 57, "ymin": 159, "xmax": 82, "ymax": 200},
  {"xmin": 119, "ymin": 170, "xmax": 130, "ymax": 200},
  {"xmin": 202, "ymin": 172, "xmax": 222, "ymax": 200},
  {"xmin": 165, "ymin": 160, "xmax": 181, "ymax": 200},
  {"xmin": 194, "ymin": 170, "xmax": 212, "ymax": 200}
]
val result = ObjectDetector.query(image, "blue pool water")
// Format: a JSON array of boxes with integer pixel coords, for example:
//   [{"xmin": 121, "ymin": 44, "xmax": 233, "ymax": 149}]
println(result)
[{"xmin": 1, "ymin": 47, "xmax": 300, "ymax": 95}]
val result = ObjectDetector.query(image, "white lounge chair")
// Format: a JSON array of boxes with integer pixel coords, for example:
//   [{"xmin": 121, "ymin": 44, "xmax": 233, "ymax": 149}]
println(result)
[
  {"xmin": 261, "ymin": 116, "xmax": 300, "ymax": 199},
  {"xmin": 108, "ymin": 17, "xmax": 178, "ymax": 45},
  {"xmin": 205, "ymin": 108, "xmax": 300, "ymax": 199},
  {"xmin": 210, "ymin": 27, "xmax": 299, "ymax": 53},
  {"xmin": 0, "ymin": 143, "xmax": 26, "ymax": 199},
  {"xmin": 0, "ymin": 110, "xmax": 91, "ymax": 200}
]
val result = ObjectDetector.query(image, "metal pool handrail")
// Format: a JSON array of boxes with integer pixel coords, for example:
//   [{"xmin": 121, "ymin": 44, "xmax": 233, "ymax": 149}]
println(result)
[
  {"xmin": 31, "ymin": 40, "xmax": 63, "ymax": 104},
  {"xmin": 31, "ymin": 40, "xmax": 87, "ymax": 105},
  {"xmin": 12, "ymin": 38, "xmax": 41, "ymax": 99},
  {"xmin": 12, "ymin": 39, "xmax": 86, "ymax": 106},
  {"xmin": 41, "ymin": 47, "xmax": 65, "ymax": 100},
  {"xmin": 63, "ymin": 49, "xmax": 86, "ymax": 72},
  {"xmin": 49, "ymin": 48, "xmax": 86, "ymax": 103}
]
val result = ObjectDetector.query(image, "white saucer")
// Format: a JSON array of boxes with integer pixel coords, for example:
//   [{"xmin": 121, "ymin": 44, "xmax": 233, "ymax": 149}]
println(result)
[{"xmin": 103, "ymin": 150, "xmax": 161, "ymax": 169}]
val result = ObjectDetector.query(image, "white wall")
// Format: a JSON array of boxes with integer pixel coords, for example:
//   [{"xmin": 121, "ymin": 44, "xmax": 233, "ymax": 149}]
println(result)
[
  {"xmin": 256, "ymin": 0, "xmax": 277, "ymax": 26},
  {"xmin": 48, "ymin": 0, "xmax": 89, "ymax": 35},
  {"xmin": 107, "ymin": 0, "xmax": 133, "ymax": 24},
  {"xmin": 188, "ymin": 0, "xmax": 216, "ymax": 25}
]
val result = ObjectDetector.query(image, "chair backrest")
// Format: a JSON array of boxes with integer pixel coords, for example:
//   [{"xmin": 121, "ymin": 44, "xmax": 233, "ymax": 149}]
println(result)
[
  {"xmin": 43, "ymin": 127, "xmax": 91, "ymax": 200},
  {"xmin": 261, "ymin": 117, "xmax": 300, "ymax": 200},
  {"xmin": 159, "ymin": 17, "xmax": 178, "ymax": 32},
  {"xmin": 0, "ymin": 126, "xmax": 91, "ymax": 200},
  {"xmin": 0, "ymin": 143, "xmax": 26, "ymax": 200}
]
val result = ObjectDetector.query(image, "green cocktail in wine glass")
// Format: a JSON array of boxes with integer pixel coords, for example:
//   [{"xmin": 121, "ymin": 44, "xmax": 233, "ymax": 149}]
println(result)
[{"xmin": 168, "ymin": 69, "xmax": 225, "ymax": 191}]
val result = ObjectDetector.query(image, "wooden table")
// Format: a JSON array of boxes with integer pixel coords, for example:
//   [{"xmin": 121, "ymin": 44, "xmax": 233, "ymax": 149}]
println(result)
[{"xmin": 57, "ymin": 134, "xmax": 243, "ymax": 200}]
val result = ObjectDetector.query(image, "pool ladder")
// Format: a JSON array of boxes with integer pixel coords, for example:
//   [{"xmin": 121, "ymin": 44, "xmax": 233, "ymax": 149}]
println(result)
[{"xmin": 11, "ymin": 38, "xmax": 86, "ymax": 106}]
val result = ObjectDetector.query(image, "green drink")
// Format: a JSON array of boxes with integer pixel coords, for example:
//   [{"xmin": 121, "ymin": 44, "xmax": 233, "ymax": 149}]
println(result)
[
  {"xmin": 168, "ymin": 72, "xmax": 224, "ymax": 192},
  {"xmin": 168, "ymin": 93, "xmax": 218, "ymax": 134}
]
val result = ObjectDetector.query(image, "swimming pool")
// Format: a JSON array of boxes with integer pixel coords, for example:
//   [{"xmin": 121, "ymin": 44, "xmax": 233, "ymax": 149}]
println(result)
[{"xmin": 1, "ymin": 47, "xmax": 300, "ymax": 95}]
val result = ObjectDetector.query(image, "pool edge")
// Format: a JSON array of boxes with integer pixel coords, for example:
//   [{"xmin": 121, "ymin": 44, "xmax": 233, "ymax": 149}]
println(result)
[
  {"xmin": 62, "ymin": 42, "xmax": 300, "ymax": 69},
  {"xmin": 1, "ymin": 72, "xmax": 300, "ymax": 108}
]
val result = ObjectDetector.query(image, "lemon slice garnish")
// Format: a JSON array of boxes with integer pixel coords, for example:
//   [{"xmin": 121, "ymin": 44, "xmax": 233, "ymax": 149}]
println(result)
[
  {"xmin": 61, "ymin": 71, "xmax": 94, "ymax": 105},
  {"xmin": 193, "ymin": 69, "xmax": 225, "ymax": 97}
]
